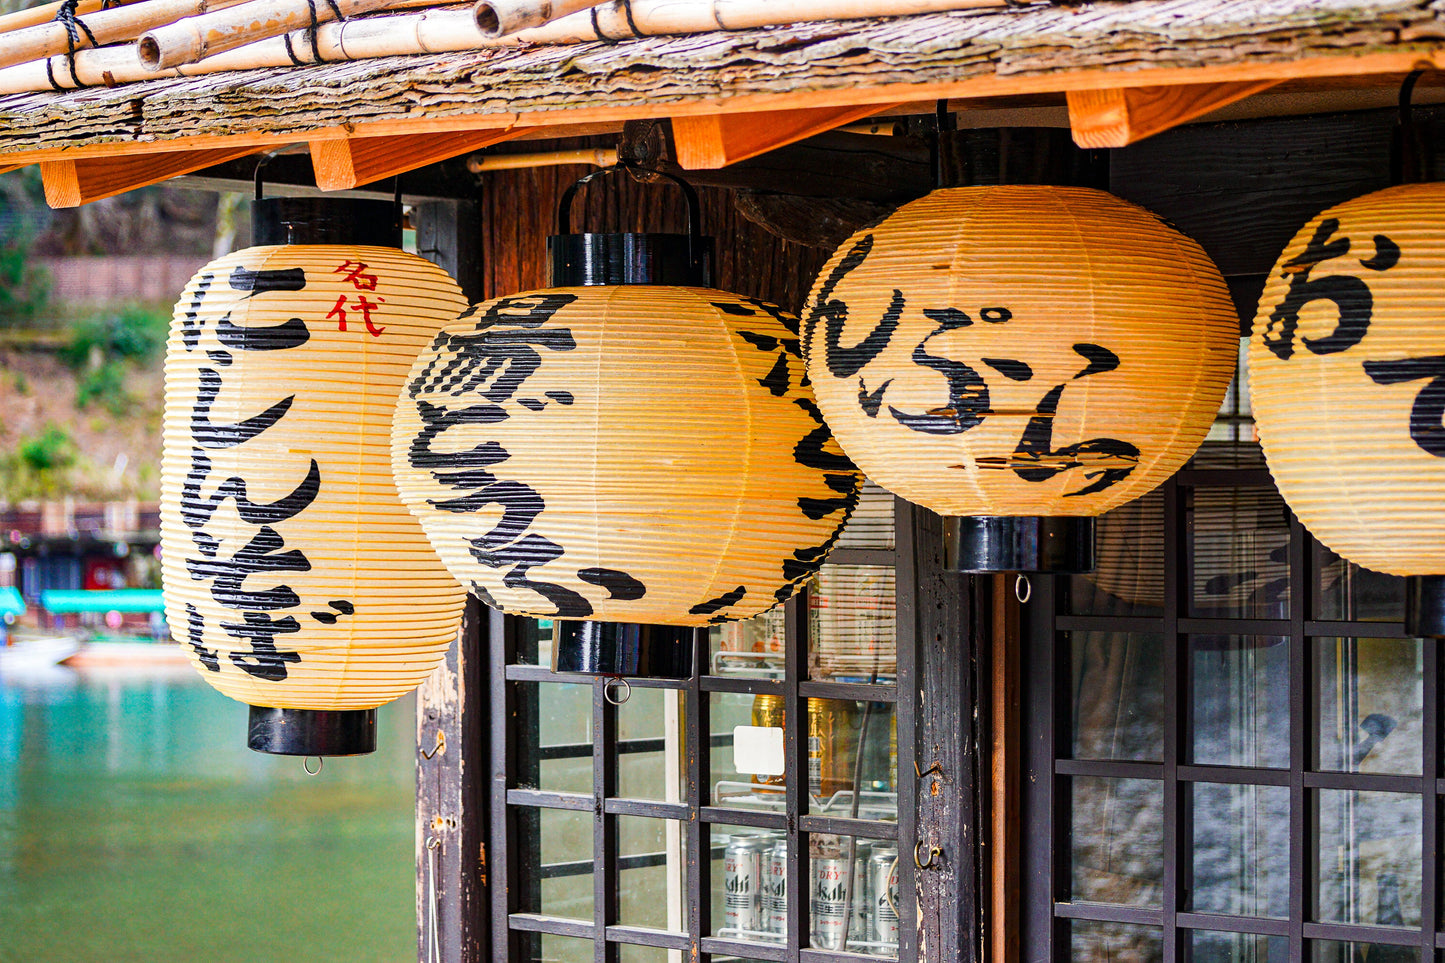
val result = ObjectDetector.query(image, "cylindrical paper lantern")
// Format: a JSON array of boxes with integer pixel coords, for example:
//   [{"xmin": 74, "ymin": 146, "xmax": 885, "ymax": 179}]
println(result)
[
  {"xmin": 1249, "ymin": 182, "xmax": 1445, "ymax": 635},
  {"xmin": 391, "ymin": 168, "xmax": 861, "ymax": 675},
  {"xmin": 161, "ymin": 197, "xmax": 469, "ymax": 755},
  {"xmin": 802, "ymin": 185, "xmax": 1238, "ymax": 573}
]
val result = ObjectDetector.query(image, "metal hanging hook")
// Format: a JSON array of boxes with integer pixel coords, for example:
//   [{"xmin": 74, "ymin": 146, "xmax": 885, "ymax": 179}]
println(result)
[
  {"xmin": 1015, "ymin": 573, "xmax": 1032, "ymax": 604},
  {"xmin": 914, "ymin": 840, "xmax": 942, "ymax": 870},
  {"xmin": 603, "ymin": 677, "xmax": 632, "ymax": 706},
  {"xmin": 303, "ymin": 755, "xmax": 323, "ymax": 775},
  {"xmin": 421, "ymin": 729, "xmax": 446, "ymax": 760}
]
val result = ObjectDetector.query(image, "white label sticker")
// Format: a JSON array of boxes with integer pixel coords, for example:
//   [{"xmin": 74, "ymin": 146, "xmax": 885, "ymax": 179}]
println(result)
[{"xmin": 733, "ymin": 725, "xmax": 785, "ymax": 776}]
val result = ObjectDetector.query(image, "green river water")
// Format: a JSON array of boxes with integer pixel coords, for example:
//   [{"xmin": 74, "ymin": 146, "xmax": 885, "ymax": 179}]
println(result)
[{"xmin": 0, "ymin": 666, "xmax": 416, "ymax": 963}]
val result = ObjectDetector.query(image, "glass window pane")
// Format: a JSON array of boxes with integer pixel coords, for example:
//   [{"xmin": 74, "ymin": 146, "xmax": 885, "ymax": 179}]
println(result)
[
  {"xmin": 515, "ymin": 807, "xmax": 594, "ymax": 921},
  {"xmin": 709, "ymin": 609, "xmax": 786, "ymax": 680},
  {"xmin": 513, "ymin": 681, "xmax": 592, "ymax": 793},
  {"xmin": 1071, "ymin": 631, "xmax": 1165, "ymax": 762},
  {"xmin": 710, "ymin": 692, "xmax": 785, "ymax": 812},
  {"xmin": 807, "ymin": 833, "xmax": 899, "ymax": 959},
  {"xmin": 1069, "ymin": 919, "xmax": 1163, "ymax": 963},
  {"xmin": 617, "ymin": 945, "xmax": 672, "ymax": 963},
  {"xmin": 1070, "ymin": 776, "xmax": 1164, "ymax": 907},
  {"xmin": 1069, "ymin": 489, "xmax": 1166, "ymax": 618},
  {"xmin": 809, "ymin": 564, "xmax": 896, "ymax": 682},
  {"xmin": 1310, "ymin": 940, "xmax": 1420, "ymax": 963},
  {"xmin": 616, "ymin": 686, "xmax": 684, "ymax": 802},
  {"xmin": 1188, "ymin": 486, "xmax": 1291, "ymax": 619},
  {"xmin": 617, "ymin": 816, "xmax": 685, "ymax": 933},
  {"xmin": 1191, "ymin": 930, "xmax": 1289, "ymax": 963},
  {"xmin": 835, "ymin": 480, "xmax": 895, "ymax": 550},
  {"xmin": 1315, "ymin": 789, "xmax": 1423, "ymax": 926},
  {"xmin": 1190, "ymin": 635, "xmax": 1290, "ymax": 769},
  {"xmin": 709, "ymin": 823, "xmax": 787, "ymax": 946},
  {"xmin": 1315, "ymin": 638, "xmax": 1423, "ymax": 775},
  {"xmin": 526, "ymin": 934, "xmax": 592, "ymax": 963},
  {"xmin": 1189, "ymin": 782, "xmax": 1290, "ymax": 918},
  {"xmin": 806, "ymin": 697, "xmax": 898, "ymax": 821},
  {"xmin": 513, "ymin": 617, "xmax": 553, "ymax": 666},
  {"xmin": 1314, "ymin": 542, "xmax": 1406, "ymax": 622}
]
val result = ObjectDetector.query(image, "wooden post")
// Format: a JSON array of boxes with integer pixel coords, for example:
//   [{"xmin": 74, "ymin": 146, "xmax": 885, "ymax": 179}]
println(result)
[{"xmin": 412, "ymin": 199, "xmax": 488, "ymax": 963}]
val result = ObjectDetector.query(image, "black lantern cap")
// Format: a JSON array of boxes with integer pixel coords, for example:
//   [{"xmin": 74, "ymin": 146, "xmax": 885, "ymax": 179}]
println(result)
[
  {"xmin": 943, "ymin": 515, "xmax": 1096, "ymax": 574},
  {"xmin": 252, "ymin": 197, "xmax": 403, "ymax": 248},
  {"xmin": 553, "ymin": 621, "xmax": 695, "ymax": 679},
  {"xmin": 247, "ymin": 706, "xmax": 377, "ymax": 756},
  {"xmin": 546, "ymin": 165, "xmax": 712, "ymax": 287},
  {"xmin": 1406, "ymin": 576, "xmax": 1445, "ymax": 638}
]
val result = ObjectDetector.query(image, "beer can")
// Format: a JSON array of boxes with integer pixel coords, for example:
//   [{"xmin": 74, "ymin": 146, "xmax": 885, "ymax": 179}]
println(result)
[
  {"xmin": 811, "ymin": 847, "xmax": 871, "ymax": 951},
  {"xmin": 807, "ymin": 699, "xmax": 858, "ymax": 799},
  {"xmin": 869, "ymin": 845, "xmax": 900, "ymax": 955},
  {"xmin": 723, "ymin": 834, "xmax": 768, "ymax": 937},
  {"xmin": 763, "ymin": 841, "xmax": 788, "ymax": 940},
  {"xmin": 751, "ymin": 694, "xmax": 786, "ymax": 794}
]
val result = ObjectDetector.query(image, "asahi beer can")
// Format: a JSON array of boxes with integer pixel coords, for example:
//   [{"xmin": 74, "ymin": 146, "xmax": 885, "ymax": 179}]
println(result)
[
  {"xmin": 763, "ymin": 841, "xmax": 788, "ymax": 940},
  {"xmin": 811, "ymin": 847, "xmax": 872, "ymax": 951},
  {"xmin": 723, "ymin": 834, "xmax": 769, "ymax": 937},
  {"xmin": 869, "ymin": 845, "xmax": 900, "ymax": 955}
]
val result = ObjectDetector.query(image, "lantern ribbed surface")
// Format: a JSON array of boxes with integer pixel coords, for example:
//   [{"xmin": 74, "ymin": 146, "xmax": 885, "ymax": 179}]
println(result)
[
  {"xmin": 161, "ymin": 244, "xmax": 469, "ymax": 711},
  {"xmin": 392, "ymin": 287, "xmax": 861, "ymax": 625},
  {"xmin": 1249, "ymin": 182, "xmax": 1445, "ymax": 577},
  {"xmin": 802, "ymin": 186, "xmax": 1239, "ymax": 517}
]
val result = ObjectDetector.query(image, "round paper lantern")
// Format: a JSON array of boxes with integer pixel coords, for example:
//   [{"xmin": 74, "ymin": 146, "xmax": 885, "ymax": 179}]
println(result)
[
  {"xmin": 160, "ymin": 198, "xmax": 469, "ymax": 755},
  {"xmin": 801, "ymin": 185, "xmax": 1238, "ymax": 573},
  {"xmin": 1249, "ymin": 182, "xmax": 1445, "ymax": 635},
  {"xmin": 391, "ymin": 169, "xmax": 860, "ymax": 675}
]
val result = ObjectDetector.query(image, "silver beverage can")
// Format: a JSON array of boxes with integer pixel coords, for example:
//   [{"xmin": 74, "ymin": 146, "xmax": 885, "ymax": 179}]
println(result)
[
  {"xmin": 869, "ymin": 845, "xmax": 900, "ymax": 955},
  {"xmin": 763, "ymin": 841, "xmax": 788, "ymax": 940},
  {"xmin": 812, "ymin": 848, "xmax": 871, "ymax": 951},
  {"xmin": 723, "ymin": 835, "xmax": 768, "ymax": 938}
]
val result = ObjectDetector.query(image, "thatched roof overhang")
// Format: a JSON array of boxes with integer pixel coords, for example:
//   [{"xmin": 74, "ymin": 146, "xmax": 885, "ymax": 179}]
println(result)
[{"xmin": 0, "ymin": 0, "xmax": 1442, "ymax": 202}]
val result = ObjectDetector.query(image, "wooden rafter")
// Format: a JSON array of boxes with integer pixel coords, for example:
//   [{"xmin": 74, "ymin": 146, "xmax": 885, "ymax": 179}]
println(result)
[
  {"xmin": 39, "ymin": 145, "xmax": 267, "ymax": 207},
  {"xmin": 308, "ymin": 128, "xmax": 529, "ymax": 191},
  {"xmin": 1066, "ymin": 81, "xmax": 1283, "ymax": 148},
  {"xmin": 671, "ymin": 103, "xmax": 905, "ymax": 169}
]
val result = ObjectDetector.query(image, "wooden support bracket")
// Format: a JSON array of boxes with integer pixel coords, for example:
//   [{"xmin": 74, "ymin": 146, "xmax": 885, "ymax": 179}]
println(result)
[
  {"xmin": 40, "ymin": 145, "xmax": 264, "ymax": 207},
  {"xmin": 308, "ymin": 128, "xmax": 528, "ymax": 191},
  {"xmin": 671, "ymin": 103, "xmax": 904, "ymax": 169},
  {"xmin": 1067, "ymin": 81, "xmax": 1282, "ymax": 148}
]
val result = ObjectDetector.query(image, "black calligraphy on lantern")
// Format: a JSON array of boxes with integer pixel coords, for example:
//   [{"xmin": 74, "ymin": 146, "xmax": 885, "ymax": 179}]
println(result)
[
  {"xmin": 407, "ymin": 294, "xmax": 647, "ymax": 619},
  {"xmin": 802, "ymin": 233, "xmax": 1137, "ymax": 496},
  {"xmin": 179, "ymin": 265, "xmax": 348, "ymax": 680},
  {"xmin": 715, "ymin": 297, "xmax": 860, "ymax": 611}
]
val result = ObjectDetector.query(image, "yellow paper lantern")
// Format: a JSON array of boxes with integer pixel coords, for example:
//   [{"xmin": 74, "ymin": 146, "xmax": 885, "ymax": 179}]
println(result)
[
  {"xmin": 1249, "ymin": 182, "xmax": 1445, "ymax": 634},
  {"xmin": 392, "ymin": 287, "xmax": 860, "ymax": 642},
  {"xmin": 802, "ymin": 185, "xmax": 1238, "ymax": 572},
  {"xmin": 160, "ymin": 199, "xmax": 469, "ymax": 754}
]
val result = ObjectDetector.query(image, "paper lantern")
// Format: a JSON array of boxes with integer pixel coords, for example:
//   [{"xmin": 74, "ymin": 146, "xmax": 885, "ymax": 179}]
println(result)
[
  {"xmin": 391, "ymin": 168, "xmax": 861, "ymax": 675},
  {"xmin": 160, "ymin": 198, "xmax": 469, "ymax": 755},
  {"xmin": 802, "ymin": 185, "xmax": 1238, "ymax": 573},
  {"xmin": 1249, "ymin": 182, "xmax": 1445, "ymax": 635}
]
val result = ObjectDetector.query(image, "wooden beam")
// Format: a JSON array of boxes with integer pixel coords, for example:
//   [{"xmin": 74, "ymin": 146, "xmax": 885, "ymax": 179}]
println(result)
[
  {"xmin": 1067, "ymin": 80, "xmax": 1282, "ymax": 148},
  {"xmin": 671, "ymin": 103, "xmax": 904, "ymax": 169},
  {"xmin": 39, "ymin": 145, "xmax": 265, "ymax": 207},
  {"xmin": 309, "ymin": 127, "xmax": 529, "ymax": 191}
]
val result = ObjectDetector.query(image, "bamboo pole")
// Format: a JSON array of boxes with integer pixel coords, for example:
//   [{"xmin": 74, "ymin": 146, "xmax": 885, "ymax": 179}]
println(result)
[
  {"xmin": 472, "ymin": 0, "xmax": 599, "ymax": 37},
  {"xmin": 0, "ymin": 0, "xmax": 252, "ymax": 73},
  {"xmin": 137, "ymin": 0, "xmax": 417, "ymax": 69},
  {"xmin": 0, "ymin": 0, "xmax": 112, "ymax": 34},
  {"xmin": 465, "ymin": 146, "xmax": 616, "ymax": 171}
]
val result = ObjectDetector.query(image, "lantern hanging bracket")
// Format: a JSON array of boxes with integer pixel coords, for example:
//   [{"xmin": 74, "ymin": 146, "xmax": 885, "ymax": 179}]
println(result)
[{"xmin": 1391, "ymin": 68, "xmax": 1435, "ymax": 186}]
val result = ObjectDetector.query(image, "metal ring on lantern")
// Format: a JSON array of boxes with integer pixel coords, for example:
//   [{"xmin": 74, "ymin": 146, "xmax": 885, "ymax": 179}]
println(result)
[{"xmin": 602, "ymin": 677, "xmax": 632, "ymax": 706}]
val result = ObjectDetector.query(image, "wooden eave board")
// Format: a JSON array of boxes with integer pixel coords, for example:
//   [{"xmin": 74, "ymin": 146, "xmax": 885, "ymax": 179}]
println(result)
[{"xmin": 0, "ymin": 0, "xmax": 1442, "ymax": 165}]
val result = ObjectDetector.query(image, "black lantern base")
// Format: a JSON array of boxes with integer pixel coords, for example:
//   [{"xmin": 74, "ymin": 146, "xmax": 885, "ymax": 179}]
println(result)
[
  {"xmin": 247, "ymin": 706, "xmax": 377, "ymax": 756},
  {"xmin": 553, "ymin": 621, "xmax": 695, "ymax": 678},
  {"xmin": 1406, "ymin": 575, "xmax": 1445, "ymax": 637},
  {"xmin": 943, "ymin": 515, "xmax": 1096, "ymax": 574}
]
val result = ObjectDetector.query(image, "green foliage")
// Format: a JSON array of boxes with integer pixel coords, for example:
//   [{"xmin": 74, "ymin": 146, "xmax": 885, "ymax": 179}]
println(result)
[
  {"xmin": 76, "ymin": 361, "xmax": 131, "ymax": 415},
  {"xmin": 19, "ymin": 425, "xmax": 74, "ymax": 472},
  {"xmin": 62, "ymin": 304, "xmax": 169, "ymax": 369},
  {"xmin": 0, "ymin": 168, "xmax": 51, "ymax": 329}
]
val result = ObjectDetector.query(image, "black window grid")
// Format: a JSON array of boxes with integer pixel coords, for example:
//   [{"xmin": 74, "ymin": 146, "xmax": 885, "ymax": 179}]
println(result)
[
  {"xmin": 1024, "ymin": 467, "xmax": 1443, "ymax": 963},
  {"xmin": 488, "ymin": 505, "xmax": 917, "ymax": 962}
]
